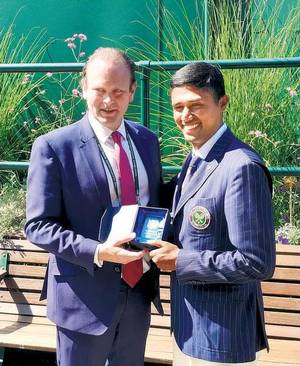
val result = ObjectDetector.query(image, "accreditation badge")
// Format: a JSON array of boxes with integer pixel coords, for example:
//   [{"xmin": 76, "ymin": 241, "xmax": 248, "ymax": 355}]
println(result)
[{"xmin": 189, "ymin": 206, "xmax": 211, "ymax": 230}]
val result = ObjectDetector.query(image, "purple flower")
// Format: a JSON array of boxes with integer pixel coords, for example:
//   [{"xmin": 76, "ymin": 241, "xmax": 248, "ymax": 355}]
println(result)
[
  {"xmin": 64, "ymin": 37, "xmax": 75, "ymax": 43},
  {"xmin": 249, "ymin": 130, "xmax": 267, "ymax": 138},
  {"xmin": 276, "ymin": 234, "xmax": 289, "ymax": 245},
  {"xmin": 72, "ymin": 88, "xmax": 80, "ymax": 97},
  {"xmin": 277, "ymin": 185, "xmax": 288, "ymax": 193},
  {"xmin": 21, "ymin": 74, "xmax": 31, "ymax": 84},
  {"xmin": 282, "ymin": 214, "xmax": 289, "ymax": 223},
  {"xmin": 78, "ymin": 33, "xmax": 87, "ymax": 42},
  {"xmin": 67, "ymin": 42, "xmax": 76, "ymax": 49},
  {"xmin": 287, "ymin": 87, "xmax": 297, "ymax": 97}
]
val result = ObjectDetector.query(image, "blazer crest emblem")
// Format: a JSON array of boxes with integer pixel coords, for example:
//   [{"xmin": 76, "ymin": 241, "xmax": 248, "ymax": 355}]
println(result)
[{"xmin": 189, "ymin": 206, "xmax": 211, "ymax": 230}]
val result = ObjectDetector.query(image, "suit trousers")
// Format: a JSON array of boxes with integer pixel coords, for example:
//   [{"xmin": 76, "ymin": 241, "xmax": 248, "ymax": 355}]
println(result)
[
  {"xmin": 56, "ymin": 281, "xmax": 151, "ymax": 366},
  {"xmin": 173, "ymin": 338, "xmax": 259, "ymax": 366}
]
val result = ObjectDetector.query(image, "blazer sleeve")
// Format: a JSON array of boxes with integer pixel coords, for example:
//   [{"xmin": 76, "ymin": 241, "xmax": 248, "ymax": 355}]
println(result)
[
  {"xmin": 25, "ymin": 135, "xmax": 98, "ymax": 276},
  {"xmin": 176, "ymin": 161, "xmax": 276, "ymax": 284}
]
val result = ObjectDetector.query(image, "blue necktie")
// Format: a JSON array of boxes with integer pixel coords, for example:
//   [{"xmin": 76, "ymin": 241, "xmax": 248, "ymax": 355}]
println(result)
[
  {"xmin": 182, "ymin": 155, "xmax": 202, "ymax": 190},
  {"xmin": 187, "ymin": 155, "xmax": 202, "ymax": 178},
  {"xmin": 174, "ymin": 155, "xmax": 202, "ymax": 208}
]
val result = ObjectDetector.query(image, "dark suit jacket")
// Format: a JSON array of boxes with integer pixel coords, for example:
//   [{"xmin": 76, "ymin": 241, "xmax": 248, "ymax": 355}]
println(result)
[
  {"xmin": 171, "ymin": 128, "xmax": 275, "ymax": 363},
  {"xmin": 25, "ymin": 115, "xmax": 163, "ymax": 335}
]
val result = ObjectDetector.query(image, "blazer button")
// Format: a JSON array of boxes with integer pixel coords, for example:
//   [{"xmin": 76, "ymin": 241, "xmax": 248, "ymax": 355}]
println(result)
[{"xmin": 114, "ymin": 266, "xmax": 121, "ymax": 273}]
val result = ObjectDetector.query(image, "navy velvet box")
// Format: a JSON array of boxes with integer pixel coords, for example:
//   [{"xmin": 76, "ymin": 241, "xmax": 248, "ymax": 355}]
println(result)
[{"xmin": 98, "ymin": 205, "xmax": 170, "ymax": 250}]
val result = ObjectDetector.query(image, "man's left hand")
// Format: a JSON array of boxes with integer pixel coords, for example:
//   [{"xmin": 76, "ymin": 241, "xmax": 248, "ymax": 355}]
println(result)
[{"xmin": 149, "ymin": 240, "xmax": 179, "ymax": 271}]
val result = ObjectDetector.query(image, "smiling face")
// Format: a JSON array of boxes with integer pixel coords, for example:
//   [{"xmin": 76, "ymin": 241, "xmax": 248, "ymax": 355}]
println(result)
[
  {"xmin": 82, "ymin": 57, "xmax": 136, "ymax": 131},
  {"xmin": 171, "ymin": 85, "xmax": 229, "ymax": 149}
]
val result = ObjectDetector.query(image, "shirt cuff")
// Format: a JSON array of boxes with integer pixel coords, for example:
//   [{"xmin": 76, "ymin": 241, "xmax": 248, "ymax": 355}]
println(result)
[{"xmin": 94, "ymin": 243, "xmax": 104, "ymax": 267}]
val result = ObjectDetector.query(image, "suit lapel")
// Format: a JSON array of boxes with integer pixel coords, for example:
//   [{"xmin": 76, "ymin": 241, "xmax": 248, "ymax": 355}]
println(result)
[
  {"xmin": 172, "ymin": 153, "xmax": 192, "ymax": 215},
  {"xmin": 173, "ymin": 128, "xmax": 235, "ymax": 219},
  {"xmin": 79, "ymin": 115, "xmax": 111, "ymax": 208},
  {"xmin": 174, "ymin": 159, "xmax": 218, "ymax": 218}
]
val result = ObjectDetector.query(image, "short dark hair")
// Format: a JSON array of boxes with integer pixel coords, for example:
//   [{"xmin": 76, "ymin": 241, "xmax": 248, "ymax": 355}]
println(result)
[
  {"xmin": 170, "ymin": 62, "xmax": 226, "ymax": 100},
  {"xmin": 81, "ymin": 47, "xmax": 136, "ymax": 88}
]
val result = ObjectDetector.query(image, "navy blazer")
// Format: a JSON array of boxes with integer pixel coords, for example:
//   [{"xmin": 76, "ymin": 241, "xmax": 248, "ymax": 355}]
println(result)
[
  {"xmin": 171, "ymin": 128, "xmax": 275, "ymax": 363},
  {"xmin": 25, "ymin": 115, "xmax": 163, "ymax": 335}
]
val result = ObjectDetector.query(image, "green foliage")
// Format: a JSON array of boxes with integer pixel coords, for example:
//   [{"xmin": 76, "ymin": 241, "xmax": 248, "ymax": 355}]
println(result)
[
  {"xmin": 0, "ymin": 3, "xmax": 299, "ymax": 237},
  {"xmin": 0, "ymin": 181, "xmax": 26, "ymax": 239},
  {"xmin": 0, "ymin": 30, "xmax": 87, "ymax": 235},
  {"xmin": 0, "ymin": 29, "xmax": 87, "ymax": 188},
  {"xmin": 128, "ymin": 0, "xmax": 300, "ymax": 163},
  {"xmin": 276, "ymin": 223, "xmax": 300, "ymax": 245},
  {"xmin": 127, "ymin": 0, "xmax": 300, "ymax": 230},
  {"xmin": 219, "ymin": 0, "xmax": 300, "ymax": 168},
  {"xmin": 25, "ymin": 72, "xmax": 85, "ymax": 143},
  {"xmin": 25, "ymin": 34, "xmax": 87, "ymax": 142},
  {"xmin": 0, "ymin": 28, "xmax": 87, "ymax": 166},
  {"xmin": 0, "ymin": 24, "xmax": 50, "ymax": 165}
]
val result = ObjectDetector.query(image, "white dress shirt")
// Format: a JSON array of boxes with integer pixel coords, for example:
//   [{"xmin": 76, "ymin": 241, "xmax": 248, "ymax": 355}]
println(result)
[
  {"xmin": 89, "ymin": 113, "xmax": 150, "ymax": 267},
  {"xmin": 89, "ymin": 113, "xmax": 150, "ymax": 207},
  {"xmin": 193, "ymin": 123, "xmax": 227, "ymax": 159},
  {"xmin": 181, "ymin": 123, "xmax": 227, "ymax": 192}
]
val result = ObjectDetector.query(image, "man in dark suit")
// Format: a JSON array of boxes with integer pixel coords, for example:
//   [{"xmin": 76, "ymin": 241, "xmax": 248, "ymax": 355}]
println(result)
[
  {"xmin": 150, "ymin": 62, "xmax": 275, "ymax": 365},
  {"xmin": 25, "ymin": 47, "xmax": 162, "ymax": 366}
]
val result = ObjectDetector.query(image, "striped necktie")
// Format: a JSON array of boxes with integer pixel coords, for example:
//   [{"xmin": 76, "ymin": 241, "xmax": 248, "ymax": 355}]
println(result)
[{"xmin": 182, "ymin": 155, "xmax": 202, "ymax": 192}]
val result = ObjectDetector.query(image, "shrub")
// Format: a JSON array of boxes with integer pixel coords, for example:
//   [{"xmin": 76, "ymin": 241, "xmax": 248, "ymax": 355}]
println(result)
[
  {"xmin": 0, "ymin": 23, "xmax": 50, "ymax": 164},
  {"xmin": 0, "ymin": 182, "xmax": 26, "ymax": 239},
  {"xmin": 127, "ymin": 0, "xmax": 300, "ymax": 228}
]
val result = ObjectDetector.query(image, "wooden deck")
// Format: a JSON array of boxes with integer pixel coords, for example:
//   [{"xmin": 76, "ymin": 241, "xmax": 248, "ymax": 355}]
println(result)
[{"xmin": 0, "ymin": 240, "xmax": 299, "ymax": 365}]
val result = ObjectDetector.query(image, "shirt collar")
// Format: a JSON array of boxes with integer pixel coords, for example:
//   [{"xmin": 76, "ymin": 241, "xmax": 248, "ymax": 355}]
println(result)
[
  {"xmin": 193, "ymin": 123, "xmax": 227, "ymax": 159},
  {"xmin": 88, "ymin": 112, "xmax": 126, "ymax": 144}
]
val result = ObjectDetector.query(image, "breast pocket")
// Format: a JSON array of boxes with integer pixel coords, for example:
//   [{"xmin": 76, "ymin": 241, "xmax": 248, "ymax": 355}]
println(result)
[{"xmin": 184, "ymin": 197, "xmax": 217, "ymax": 237}]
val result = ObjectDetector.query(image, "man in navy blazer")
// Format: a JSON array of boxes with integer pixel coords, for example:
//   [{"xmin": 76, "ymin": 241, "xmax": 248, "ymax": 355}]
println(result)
[
  {"xmin": 25, "ymin": 48, "xmax": 162, "ymax": 366},
  {"xmin": 151, "ymin": 62, "xmax": 275, "ymax": 365}
]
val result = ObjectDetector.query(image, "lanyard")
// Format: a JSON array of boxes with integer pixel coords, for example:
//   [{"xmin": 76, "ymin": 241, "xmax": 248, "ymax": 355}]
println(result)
[{"xmin": 97, "ymin": 128, "xmax": 140, "ymax": 205}]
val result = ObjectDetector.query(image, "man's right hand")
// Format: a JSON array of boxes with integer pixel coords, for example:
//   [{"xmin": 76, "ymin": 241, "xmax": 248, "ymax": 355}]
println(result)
[{"xmin": 97, "ymin": 233, "xmax": 145, "ymax": 264}]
